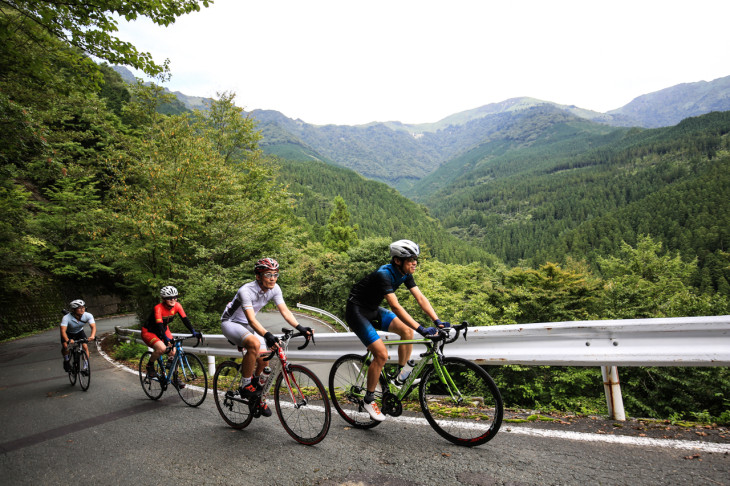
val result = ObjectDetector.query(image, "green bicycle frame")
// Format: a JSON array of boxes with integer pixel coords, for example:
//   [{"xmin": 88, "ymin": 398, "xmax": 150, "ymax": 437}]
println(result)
[{"xmin": 362, "ymin": 336, "xmax": 464, "ymax": 402}]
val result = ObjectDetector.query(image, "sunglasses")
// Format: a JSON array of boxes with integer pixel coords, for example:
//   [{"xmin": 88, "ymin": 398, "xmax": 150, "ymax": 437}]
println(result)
[{"xmin": 262, "ymin": 273, "xmax": 279, "ymax": 279}]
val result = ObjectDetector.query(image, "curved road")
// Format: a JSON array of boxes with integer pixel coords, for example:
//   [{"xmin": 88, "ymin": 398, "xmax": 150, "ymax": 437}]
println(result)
[{"xmin": 1, "ymin": 315, "xmax": 728, "ymax": 485}]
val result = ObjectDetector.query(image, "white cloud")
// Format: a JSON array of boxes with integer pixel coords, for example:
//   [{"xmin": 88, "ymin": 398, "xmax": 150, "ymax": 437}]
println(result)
[{"xmin": 114, "ymin": 0, "xmax": 730, "ymax": 125}]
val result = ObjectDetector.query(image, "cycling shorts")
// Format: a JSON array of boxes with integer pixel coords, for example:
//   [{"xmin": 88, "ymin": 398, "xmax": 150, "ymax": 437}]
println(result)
[
  {"xmin": 346, "ymin": 301, "xmax": 396, "ymax": 347},
  {"xmin": 141, "ymin": 327, "xmax": 173, "ymax": 347},
  {"xmin": 221, "ymin": 320, "xmax": 265, "ymax": 350},
  {"xmin": 61, "ymin": 330, "xmax": 87, "ymax": 345}
]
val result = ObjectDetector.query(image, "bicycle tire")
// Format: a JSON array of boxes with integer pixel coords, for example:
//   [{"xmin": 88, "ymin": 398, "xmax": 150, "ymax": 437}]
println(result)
[
  {"xmin": 274, "ymin": 364, "xmax": 331, "ymax": 445},
  {"xmin": 67, "ymin": 350, "xmax": 78, "ymax": 386},
  {"xmin": 79, "ymin": 350, "xmax": 91, "ymax": 391},
  {"xmin": 213, "ymin": 360, "xmax": 253, "ymax": 429},
  {"xmin": 173, "ymin": 352, "xmax": 208, "ymax": 407},
  {"xmin": 419, "ymin": 357, "xmax": 503, "ymax": 447},
  {"xmin": 328, "ymin": 354, "xmax": 386, "ymax": 429},
  {"xmin": 139, "ymin": 351, "xmax": 165, "ymax": 400}
]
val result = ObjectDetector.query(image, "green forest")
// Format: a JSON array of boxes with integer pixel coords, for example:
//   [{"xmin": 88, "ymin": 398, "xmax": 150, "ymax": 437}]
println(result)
[{"xmin": 1, "ymin": 2, "xmax": 728, "ymax": 424}]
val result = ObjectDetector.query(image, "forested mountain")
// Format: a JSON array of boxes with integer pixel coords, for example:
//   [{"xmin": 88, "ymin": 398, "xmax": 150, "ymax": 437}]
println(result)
[
  {"xmin": 275, "ymin": 159, "xmax": 499, "ymax": 265},
  {"xmin": 403, "ymin": 105, "xmax": 627, "ymax": 198},
  {"xmin": 244, "ymin": 75, "xmax": 730, "ymax": 190},
  {"xmin": 422, "ymin": 111, "xmax": 730, "ymax": 290}
]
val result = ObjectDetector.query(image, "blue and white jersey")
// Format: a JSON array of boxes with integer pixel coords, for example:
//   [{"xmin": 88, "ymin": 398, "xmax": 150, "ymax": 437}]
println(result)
[
  {"xmin": 61, "ymin": 312, "xmax": 95, "ymax": 334},
  {"xmin": 221, "ymin": 281, "xmax": 285, "ymax": 325}
]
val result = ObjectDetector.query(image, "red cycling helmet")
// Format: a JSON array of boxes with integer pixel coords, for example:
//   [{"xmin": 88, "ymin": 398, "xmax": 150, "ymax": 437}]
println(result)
[{"xmin": 254, "ymin": 258, "xmax": 279, "ymax": 274}]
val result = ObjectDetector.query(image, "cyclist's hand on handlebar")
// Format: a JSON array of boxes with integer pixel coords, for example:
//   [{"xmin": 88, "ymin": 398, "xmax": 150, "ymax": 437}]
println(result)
[
  {"xmin": 295, "ymin": 324, "xmax": 313, "ymax": 337},
  {"xmin": 192, "ymin": 330, "xmax": 204, "ymax": 344},
  {"xmin": 417, "ymin": 325, "xmax": 438, "ymax": 337},
  {"xmin": 264, "ymin": 331, "xmax": 280, "ymax": 349},
  {"xmin": 434, "ymin": 319, "xmax": 451, "ymax": 328}
]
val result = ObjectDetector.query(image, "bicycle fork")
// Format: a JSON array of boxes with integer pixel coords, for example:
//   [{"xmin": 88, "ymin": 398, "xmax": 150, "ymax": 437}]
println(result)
[{"xmin": 431, "ymin": 360, "xmax": 464, "ymax": 405}]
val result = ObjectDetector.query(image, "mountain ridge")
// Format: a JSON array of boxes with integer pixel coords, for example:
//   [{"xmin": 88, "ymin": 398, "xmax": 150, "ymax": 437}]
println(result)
[{"xmin": 111, "ymin": 66, "xmax": 730, "ymax": 190}]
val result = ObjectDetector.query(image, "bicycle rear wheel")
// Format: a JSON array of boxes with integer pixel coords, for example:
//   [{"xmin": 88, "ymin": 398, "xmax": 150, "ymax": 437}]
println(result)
[
  {"xmin": 139, "ymin": 351, "xmax": 164, "ymax": 400},
  {"xmin": 274, "ymin": 364, "xmax": 331, "ymax": 445},
  {"xmin": 173, "ymin": 352, "xmax": 208, "ymax": 407},
  {"xmin": 419, "ymin": 357, "xmax": 503, "ymax": 447},
  {"xmin": 328, "ymin": 354, "xmax": 386, "ymax": 429},
  {"xmin": 79, "ymin": 350, "xmax": 91, "ymax": 391},
  {"xmin": 67, "ymin": 351, "xmax": 78, "ymax": 386},
  {"xmin": 213, "ymin": 361, "xmax": 253, "ymax": 429}
]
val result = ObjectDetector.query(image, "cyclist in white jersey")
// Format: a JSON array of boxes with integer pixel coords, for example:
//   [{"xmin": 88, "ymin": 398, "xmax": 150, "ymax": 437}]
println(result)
[
  {"xmin": 60, "ymin": 299, "xmax": 96, "ymax": 372},
  {"xmin": 221, "ymin": 258, "xmax": 312, "ymax": 416}
]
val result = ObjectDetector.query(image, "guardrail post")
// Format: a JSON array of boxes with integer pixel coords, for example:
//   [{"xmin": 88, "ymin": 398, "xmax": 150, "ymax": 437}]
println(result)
[
  {"xmin": 602, "ymin": 366, "xmax": 626, "ymax": 421},
  {"xmin": 208, "ymin": 355, "xmax": 216, "ymax": 377}
]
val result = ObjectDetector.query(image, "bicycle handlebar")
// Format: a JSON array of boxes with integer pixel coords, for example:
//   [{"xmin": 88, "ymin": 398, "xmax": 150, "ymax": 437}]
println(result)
[
  {"xmin": 430, "ymin": 321, "xmax": 468, "ymax": 345},
  {"xmin": 165, "ymin": 335, "xmax": 203, "ymax": 353},
  {"xmin": 262, "ymin": 328, "xmax": 314, "ymax": 361}
]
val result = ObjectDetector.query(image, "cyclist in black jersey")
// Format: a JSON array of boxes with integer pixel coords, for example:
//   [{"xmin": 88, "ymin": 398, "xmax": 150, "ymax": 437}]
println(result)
[{"xmin": 346, "ymin": 239, "xmax": 449, "ymax": 421}]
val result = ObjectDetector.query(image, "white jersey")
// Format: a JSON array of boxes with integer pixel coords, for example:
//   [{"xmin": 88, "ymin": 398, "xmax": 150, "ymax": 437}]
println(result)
[
  {"xmin": 61, "ymin": 312, "xmax": 95, "ymax": 334},
  {"xmin": 221, "ymin": 281, "xmax": 285, "ymax": 325}
]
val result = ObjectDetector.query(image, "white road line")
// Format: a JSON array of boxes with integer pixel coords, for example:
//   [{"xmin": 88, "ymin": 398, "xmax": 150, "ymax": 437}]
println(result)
[{"xmin": 503, "ymin": 425, "xmax": 730, "ymax": 453}]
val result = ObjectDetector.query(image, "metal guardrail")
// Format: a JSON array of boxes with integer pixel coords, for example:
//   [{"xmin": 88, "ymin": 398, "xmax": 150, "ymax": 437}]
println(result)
[
  {"xmin": 115, "ymin": 315, "xmax": 730, "ymax": 421},
  {"xmin": 296, "ymin": 303, "xmax": 349, "ymax": 331},
  {"xmin": 118, "ymin": 315, "xmax": 730, "ymax": 365}
]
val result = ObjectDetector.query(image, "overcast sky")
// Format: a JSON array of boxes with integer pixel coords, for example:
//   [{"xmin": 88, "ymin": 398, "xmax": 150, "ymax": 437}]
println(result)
[{"xmin": 114, "ymin": 0, "xmax": 730, "ymax": 126}]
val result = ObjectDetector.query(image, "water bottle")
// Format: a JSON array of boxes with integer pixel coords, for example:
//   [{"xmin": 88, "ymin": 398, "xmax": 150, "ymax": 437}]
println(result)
[
  {"xmin": 258, "ymin": 366, "xmax": 271, "ymax": 387},
  {"xmin": 396, "ymin": 359, "xmax": 416, "ymax": 385}
]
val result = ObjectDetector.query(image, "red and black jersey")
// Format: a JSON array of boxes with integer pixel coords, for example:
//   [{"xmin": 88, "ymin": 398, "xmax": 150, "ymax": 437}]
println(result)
[{"xmin": 143, "ymin": 302, "xmax": 194, "ymax": 339}]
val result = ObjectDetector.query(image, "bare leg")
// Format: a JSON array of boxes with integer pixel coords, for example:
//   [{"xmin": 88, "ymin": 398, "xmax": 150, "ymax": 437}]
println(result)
[{"xmin": 386, "ymin": 318, "xmax": 415, "ymax": 367}]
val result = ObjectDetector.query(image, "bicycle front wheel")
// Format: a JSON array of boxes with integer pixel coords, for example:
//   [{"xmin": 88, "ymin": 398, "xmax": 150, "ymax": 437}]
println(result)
[
  {"xmin": 139, "ymin": 351, "xmax": 164, "ymax": 400},
  {"xmin": 419, "ymin": 357, "xmax": 503, "ymax": 447},
  {"xmin": 174, "ymin": 353, "xmax": 208, "ymax": 407},
  {"xmin": 213, "ymin": 361, "xmax": 253, "ymax": 429},
  {"xmin": 274, "ymin": 364, "xmax": 331, "ymax": 445},
  {"xmin": 79, "ymin": 351, "xmax": 91, "ymax": 391},
  {"xmin": 328, "ymin": 354, "xmax": 386, "ymax": 429}
]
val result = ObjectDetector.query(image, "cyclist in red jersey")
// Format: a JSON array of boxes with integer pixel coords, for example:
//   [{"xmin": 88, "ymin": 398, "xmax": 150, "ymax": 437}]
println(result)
[{"xmin": 141, "ymin": 286, "xmax": 202, "ymax": 378}]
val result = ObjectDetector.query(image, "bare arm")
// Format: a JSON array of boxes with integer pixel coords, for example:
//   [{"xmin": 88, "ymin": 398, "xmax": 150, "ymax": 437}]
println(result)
[
  {"xmin": 278, "ymin": 303, "xmax": 314, "ymax": 337},
  {"xmin": 88, "ymin": 321, "xmax": 96, "ymax": 340},
  {"xmin": 384, "ymin": 292, "xmax": 422, "ymax": 330},
  {"xmin": 408, "ymin": 286, "xmax": 439, "ymax": 323},
  {"xmin": 243, "ymin": 308, "xmax": 269, "ymax": 338}
]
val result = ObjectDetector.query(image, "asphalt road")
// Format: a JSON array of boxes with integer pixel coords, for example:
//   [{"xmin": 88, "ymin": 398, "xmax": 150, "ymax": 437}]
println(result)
[{"xmin": 1, "ymin": 315, "xmax": 729, "ymax": 486}]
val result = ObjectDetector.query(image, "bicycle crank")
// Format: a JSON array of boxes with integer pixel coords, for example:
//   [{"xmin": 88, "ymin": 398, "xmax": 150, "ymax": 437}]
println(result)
[{"xmin": 381, "ymin": 392, "xmax": 402, "ymax": 417}]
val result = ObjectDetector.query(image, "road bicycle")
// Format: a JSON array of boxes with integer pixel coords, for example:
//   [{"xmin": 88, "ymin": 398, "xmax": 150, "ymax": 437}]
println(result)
[
  {"xmin": 138, "ymin": 335, "xmax": 208, "ymax": 407},
  {"xmin": 67, "ymin": 338, "xmax": 91, "ymax": 391},
  {"xmin": 328, "ymin": 322, "xmax": 503, "ymax": 447},
  {"xmin": 213, "ymin": 329, "xmax": 331, "ymax": 445}
]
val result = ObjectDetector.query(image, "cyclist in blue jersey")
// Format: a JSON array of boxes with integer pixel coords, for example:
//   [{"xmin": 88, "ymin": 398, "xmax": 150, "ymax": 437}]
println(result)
[
  {"xmin": 60, "ymin": 299, "xmax": 96, "ymax": 372},
  {"xmin": 346, "ymin": 239, "xmax": 449, "ymax": 421}
]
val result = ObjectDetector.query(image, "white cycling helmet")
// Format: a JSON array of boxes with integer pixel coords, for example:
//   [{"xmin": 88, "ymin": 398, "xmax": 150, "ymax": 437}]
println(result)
[
  {"xmin": 69, "ymin": 299, "xmax": 85, "ymax": 309},
  {"xmin": 389, "ymin": 239, "xmax": 420, "ymax": 259},
  {"xmin": 160, "ymin": 286, "xmax": 179, "ymax": 299}
]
